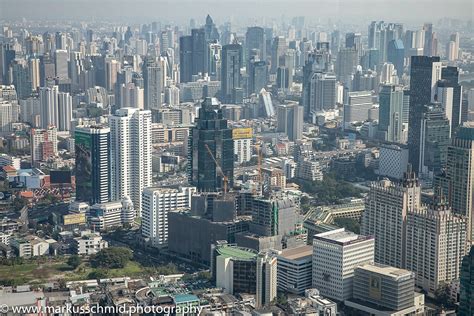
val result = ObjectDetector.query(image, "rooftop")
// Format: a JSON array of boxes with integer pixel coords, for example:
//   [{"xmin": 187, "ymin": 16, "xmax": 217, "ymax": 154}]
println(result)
[
  {"xmin": 279, "ymin": 245, "xmax": 312, "ymax": 260},
  {"xmin": 216, "ymin": 245, "xmax": 257, "ymax": 261},
  {"xmin": 314, "ymin": 228, "xmax": 373, "ymax": 246},
  {"xmin": 357, "ymin": 263, "xmax": 414, "ymax": 280}
]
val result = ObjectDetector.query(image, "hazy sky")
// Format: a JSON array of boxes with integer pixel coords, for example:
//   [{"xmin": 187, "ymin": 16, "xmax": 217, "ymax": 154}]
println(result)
[{"xmin": 1, "ymin": 0, "xmax": 473, "ymax": 25}]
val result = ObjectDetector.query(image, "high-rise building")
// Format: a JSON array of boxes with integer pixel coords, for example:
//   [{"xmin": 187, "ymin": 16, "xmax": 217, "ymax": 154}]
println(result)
[
  {"xmin": 54, "ymin": 49, "xmax": 69, "ymax": 80},
  {"xmin": 58, "ymin": 92, "xmax": 72, "ymax": 131},
  {"xmin": 0, "ymin": 100, "xmax": 19, "ymax": 132},
  {"xmin": 418, "ymin": 104, "xmax": 450, "ymax": 178},
  {"xmin": 256, "ymin": 251, "xmax": 278, "ymax": 307},
  {"xmin": 379, "ymin": 84, "xmax": 406, "ymax": 143},
  {"xmin": 143, "ymin": 58, "xmax": 163, "ymax": 110},
  {"xmin": 179, "ymin": 35, "xmax": 193, "ymax": 83},
  {"xmin": 271, "ymin": 36, "xmax": 287, "ymax": 74},
  {"xmin": 312, "ymin": 228, "xmax": 375, "ymax": 302},
  {"xmin": 141, "ymin": 186, "xmax": 196, "ymax": 248},
  {"xmin": 277, "ymin": 245, "xmax": 313, "ymax": 295},
  {"xmin": 459, "ymin": 246, "xmax": 474, "ymax": 316},
  {"xmin": 74, "ymin": 126, "xmax": 110, "ymax": 205},
  {"xmin": 30, "ymin": 126, "xmax": 58, "ymax": 163},
  {"xmin": 40, "ymin": 85, "xmax": 59, "ymax": 129},
  {"xmin": 437, "ymin": 66, "xmax": 463, "ymax": 135},
  {"xmin": 444, "ymin": 124, "xmax": 474, "ymax": 240},
  {"xmin": 248, "ymin": 60, "xmax": 267, "ymax": 95},
  {"xmin": 307, "ymin": 72, "xmax": 336, "ymax": 114},
  {"xmin": 344, "ymin": 91, "xmax": 374, "ymax": 124},
  {"xmin": 221, "ymin": 44, "xmax": 242, "ymax": 103},
  {"xmin": 387, "ymin": 39, "xmax": 404, "ymax": 77},
  {"xmin": 423, "ymin": 23, "xmax": 433, "ymax": 56},
  {"xmin": 188, "ymin": 97, "xmax": 233, "ymax": 192},
  {"xmin": 362, "ymin": 170, "xmax": 421, "ymax": 268},
  {"xmin": 335, "ymin": 48, "xmax": 358, "ymax": 82},
  {"xmin": 276, "ymin": 103, "xmax": 304, "ymax": 141},
  {"xmin": 28, "ymin": 58, "xmax": 40, "ymax": 91},
  {"xmin": 406, "ymin": 195, "xmax": 467, "ymax": 293},
  {"xmin": 109, "ymin": 108, "xmax": 152, "ymax": 212},
  {"xmin": 246, "ymin": 27, "xmax": 266, "ymax": 63},
  {"xmin": 408, "ymin": 56, "xmax": 442, "ymax": 173}
]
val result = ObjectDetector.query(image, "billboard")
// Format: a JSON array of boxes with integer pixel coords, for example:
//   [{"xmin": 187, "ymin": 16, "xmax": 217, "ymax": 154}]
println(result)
[
  {"xmin": 50, "ymin": 170, "xmax": 72, "ymax": 184},
  {"xmin": 63, "ymin": 213, "xmax": 86, "ymax": 225},
  {"xmin": 232, "ymin": 127, "xmax": 253, "ymax": 140},
  {"xmin": 75, "ymin": 131, "xmax": 92, "ymax": 202}
]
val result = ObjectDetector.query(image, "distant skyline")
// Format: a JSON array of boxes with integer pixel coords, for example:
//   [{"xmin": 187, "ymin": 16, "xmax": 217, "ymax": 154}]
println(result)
[{"xmin": 1, "ymin": 0, "xmax": 473, "ymax": 25}]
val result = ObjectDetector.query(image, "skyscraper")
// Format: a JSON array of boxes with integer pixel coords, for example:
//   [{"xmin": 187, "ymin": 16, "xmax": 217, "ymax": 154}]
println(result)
[
  {"xmin": 246, "ymin": 27, "xmax": 266, "ymax": 63},
  {"xmin": 387, "ymin": 39, "xmax": 404, "ymax": 77},
  {"xmin": 276, "ymin": 103, "xmax": 304, "ymax": 141},
  {"xmin": 307, "ymin": 72, "xmax": 337, "ymax": 114},
  {"xmin": 109, "ymin": 108, "xmax": 152, "ymax": 212},
  {"xmin": 40, "ymin": 85, "xmax": 59, "ymax": 129},
  {"xmin": 271, "ymin": 36, "xmax": 287, "ymax": 74},
  {"xmin": 248, "ymin": 60, "xmax": 267, "ymax": 95},
  {"xmin": 75, "ymin": 126, "xmax": 110, "ymax": 205},
  {"xmin": 437, "ymin": 66, "xmax": 463, "ymax": 135},
  {"xmin": 362, "ymin": 169, "xmax": 421, "ymax": 269},
  {"xmin": 55, "ymin": 49, "xmax": 69, "ymax": 80},
  {"xmin": 221, "ymin": 44, "xmax": 242, "ymax": 103},
  {"xmin": 459, "ymin": 246, "xmax": 474, "ymax": 316},
  {"xmin": 143, "ymin": 58, "xmax": 163, "ymax": 110},
  {"xmin": 179, "ymin": 35, "xmax": 193, "ymax": 83},
  {"xmin": 188, "ymin": 98, "xmax": 233, "ymax": 192},
  {"xmin": 408, "ymin": 56, "xmax": 441, "ymax": 173},
  {"xmin": 57, "ymin": 91, "xmax": 72, "ymax": 131},
  {"xmin": 256, "ymin": 252, "xmax": 278, "ymax": 308},
  {"xmin": 379, "ymin": 84, "xmax": 406, "ymax": 143}
]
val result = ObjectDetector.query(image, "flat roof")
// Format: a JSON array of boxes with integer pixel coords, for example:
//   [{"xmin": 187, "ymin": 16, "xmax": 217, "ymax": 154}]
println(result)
[
  {"xmin": 174, "ymin": 294, "xmax": 199, "ymax": 304},
  {"xmin": 358, "ymin": 263, "xmax": 413, "ymax": 279},
  {"xmin": 314, "ymin": 228, "xmax": 373, "ymax": 246},
  {"xmin": 279, "ymin": 245, "xmax": 312, "ymax": 260},
  {"xmin": 216, "ymin": 245, "xmax": 257, "ymax": 261}
]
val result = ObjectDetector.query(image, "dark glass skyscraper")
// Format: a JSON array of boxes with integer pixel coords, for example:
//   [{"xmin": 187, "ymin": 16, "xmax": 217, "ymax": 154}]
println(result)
[
  {"xmin": 179, "ymin": 35, "xmax": 193, "ymax": 83},
  {"xmin": 245, "ymin": 27, "xmax": 266, "ymax": 64},
  {"xmin": 438, "ymin": 66, "xmax": 463, "ymax": 132},
  {"xmin": 188, "ymin": 97, "xmax": 234, "ymax": 192},
  {"xmin": 408, "ymin": 56, "xmax": 441, "ymax": 173},
  {"xmin": 387, "ymin": 39, "xmax": 405, "ymax": 77},
  {"xmin": 75, "ymin": 126, "xmax": 111, "ymax": 204},
  {"xmin": 248, "ymin": 60, "xmax": 268, "ymax": 95},
  {"xmin": 221, "ymin": 44, "xmax": 242, "ymax": 103},
  {"xmin": 460, "ymin": 246, "xmax": 474, "ymax": 316}
]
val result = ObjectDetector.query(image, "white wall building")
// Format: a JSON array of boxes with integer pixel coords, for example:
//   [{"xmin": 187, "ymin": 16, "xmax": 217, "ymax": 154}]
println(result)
[
  {"xmin": 277, "ymin": 245, "xmax": 313, "ymax": 295},
  {"xmin": 234, "ymin": 138, "xmax": 252, "ymax": 164},
  {"xmin": 88, "ymin": 196, "xmax": 136, "ymax": 231},
  {"xmin": 73, "ymin": 231, "xmax": 108, "ymax": 255},
  {"xmin": 378, "ymin": 144, "xmax": 409, "ymax": 180},
  {"xmin": 312, "ymin": 228, "xmax": 375, "ymax": 302}
]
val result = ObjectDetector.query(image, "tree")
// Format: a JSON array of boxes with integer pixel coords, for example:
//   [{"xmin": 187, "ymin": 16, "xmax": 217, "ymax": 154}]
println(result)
[
  {"xmin": 88, "ymin": 269, "xmax": 108, "ymax": 279},
  {"xmin": 90, "ymin": 247, "xmax": 133, "ymax": 269},
  {"xmin": 334, "ymin": 217, "xmax": 361, "ymax": 234},
  {"xmin": 67, "ymin": 255, "xmax": 81, "ymax": 269}
]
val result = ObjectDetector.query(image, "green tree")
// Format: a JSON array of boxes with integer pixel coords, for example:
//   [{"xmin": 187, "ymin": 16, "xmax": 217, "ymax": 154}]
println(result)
[
  {"xmin": 334, "ymin": 217, "xmax": 361, "ymax": 234},
  {"xmin": 67, "ymin": 255, "xmax": 81, "ymax": 269},
  {"xmin": 88, "ymin": 269, "xmax": 108, "ymax": 279},
  {"xmin": 90, "ymin": 247, "xmax": 133, "ymax": 269}
]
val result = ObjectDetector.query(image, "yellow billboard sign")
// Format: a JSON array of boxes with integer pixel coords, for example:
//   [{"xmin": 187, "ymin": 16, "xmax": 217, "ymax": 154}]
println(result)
[
  {"xmin": 63, "ymin": 213, "xmax": 86, "ymax": 225},
  {"xmin": 232, "ymin": 128, "xmax": 253, "ymax": 139}
]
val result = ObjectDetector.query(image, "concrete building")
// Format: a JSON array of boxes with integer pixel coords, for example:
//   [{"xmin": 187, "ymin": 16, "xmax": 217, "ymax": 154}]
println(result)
[
  {"xmin": 277, "ymin": 245, "xmax": 313, "ymax": 295},
  {"xmin": 378, "ymin": 144, "xmax": 409, "ymax": 180},
  {"xmin": 30, "ymin": 126, "xmax": 58, "ymax": 163},
  {"xmin": 346, "ymin": 263, "xmax": 425, "ymax": 316},
  {"xmin": 73, "ymin": 231, "xmax": 108, "ymax": 255},
  {"xmin": 0, "ymin": 100, "xmax": 19, "ymax": 132},
  {"xmin": 312, "ymin": 228, "xmax": 375, "ymax": 301},
  {"xmin": 287, "ymin": 289, "xmax": 337, "ymax": 315},
  {"xmin": 276, "ymin": 103, "xmax": 304, "ymax": 141},
  {"xmin": 296, "ymin": 160, "xmax": 323, "ymax": 181},
  {"xmin": 141, "ymin": 186, "xmax": 196, "ymax": 248},
  {"xmin": 256, "ymin": 251, "xmax": 278, "ymax": 308},
  {"xmin": 88, "ymin": 196, "xmax": 136, "ymax": 231},
  {"xmin": 362, "ymin": 170, "xmax": 420, "ymax": 268}
]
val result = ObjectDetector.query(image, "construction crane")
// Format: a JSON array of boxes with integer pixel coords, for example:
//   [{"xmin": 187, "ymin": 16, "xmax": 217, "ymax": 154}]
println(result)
[{"xmin": 205, "ymin": 144, "xmax": 229, "ymax": 194}]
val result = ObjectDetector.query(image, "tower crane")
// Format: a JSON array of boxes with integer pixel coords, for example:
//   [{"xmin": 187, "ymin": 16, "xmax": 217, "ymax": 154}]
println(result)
[{"xmin": 205, "ymin": 144, "xmax": 229, "ymax": 194}]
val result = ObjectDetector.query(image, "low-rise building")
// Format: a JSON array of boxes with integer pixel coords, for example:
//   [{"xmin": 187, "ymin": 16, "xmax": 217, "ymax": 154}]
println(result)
[
  {"xmin": 88, "ymin": 196, "xmax": 136, "ymax": 231},
  {"xmin": 73, "ymin": 231, "xmax": 108, "ymax": 255}
]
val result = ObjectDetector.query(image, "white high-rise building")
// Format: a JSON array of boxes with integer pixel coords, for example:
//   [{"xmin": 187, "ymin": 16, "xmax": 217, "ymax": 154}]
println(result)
[
  {"xmin": 0, "ymin": 100, "xmax": 19, "ymax": 132},
  {"xmin": 256, "ymin": 251, "xmax": 278, "ymax": 308},
  {"xmin": 312, "ymin": 228, "xmax": 375, "ymax": 302},
  {"xmin": 120, "ymin": 83, "xmax": 144, "ymax": 109},
  {"xmin": 234, "ymin": 138, "xmax": 252, "ymax": 164},
  {"xmin": 40, "ymin": 85, "xmax": 59, "ymax": 129},
  {"xmin": 55, "ymin": 49, "xmax": 69, "ymax": 80},
  {"xmin": 141, "ymin": 186, "xmax": 196, "ymax": 248},
  {"xmin": 110, "ymin": 108, "xmax": 152, "ymax": 212},
  {"xmin": 361, "ymin": 170, "xmax": 421, "ymax": 268},
  {"xmin": 58, "ymin": 92, "xmax": 72, "ymax": 131},
  {"xmin": 28, "ymin": 58, "xmax": 40, "ymax": 91},
  {"xmin": 406, "ymin": 197, "xmax": 467, "ymax": 293}
]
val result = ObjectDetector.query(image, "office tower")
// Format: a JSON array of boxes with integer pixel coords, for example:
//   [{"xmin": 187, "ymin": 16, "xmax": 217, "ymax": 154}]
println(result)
[
  {"xmin": 331, "ymin": 30, "xmax": 340, "ymax": 53},
  {"xmin": 248, "ymin": 60, "xmax": 267, "ymax": 95},
  {"xmin": 120, "ymin": 83, "xmax": 144, "ymax": 109},
  {"xmin": 276, "ymin": 67, "xmax": 289, "ymax": 89},
  {"xmin": 212, "ymin": 242, "xmax": 258, "ymax": 295},
  {"xmin": 379, "ymin": 84, "xmax": 406, "ymax": 143},
  {"xmin": 221, "ymin": 44, "xmax": 242, "ymax": 103},
  {"xmin": 191, "ymin": 28, "xmax": 206, "ymax": 76},
  {"xmin": 204, "ymin": 14, "xmax": 219, "ymax": 42},
  {"xmin": 345, "ymin": 32, "xmax": 362, "ymax": 61},
  {"xmin": 447, "ymin": 32, "xmax": 460, "ymax": 61},
  {"xmin": 109, "ymin": 108, "xmax": 152, "ymax": 211},
  {"xmin": 408, "ymin": 56, "xmax": 442, "ymax": 173},
  {"xmin": 30, "ymin": 126, "xmax": 58, "ymax": 163},
  {"xmin": 444, "ymin": 124, "xmax": 474, "ymax": 240},
  {"xmin": 11, "ymin": 60, "xmax": 31, "ymax": 99},
  {"xmin": 164, "ymin": 85, "xmax": 180, "ymax": 106},
  {"xmin": 307, "ymin": 72, "xmax": 336, "ymax": 114},
  {"xmin": 256, "ymin": 252, "xmax": 278, "ymax": 308},
  {"xmin": 39, "ymin": 54, "xmax": 55, "ymax": 86},
  {"xmin": 55, "ymin": 32, "xmax": 67, "ymax": 50},
  {"xmin": 0, "ymin": 100, "xmax": 19, "ymax": 132},
  {"xmin": 387, "ymin": 39, "xmax": 404, "ymax": 77},
  {"xmin": 188, "ymin": 97, "xmax": 233, "ymax": 192},
  {"xmin": 344, "ymin": 91, "xmax": 374, "ymax": 124},
  {"xmin": 423, "ymin": 23, "xmax": 433, "ymax": 56},
  {"xmin": 418, "ymin": 104, "xmax": 450, "ymax": 178},
  {"xmin": 379, "ymin": 62, "xmax": 398, "ymax": 84},
  {"xmin": 69, "ymin": 51, "xmax": 84, "ymax": 93},
  {"xmin": 208, "ymin": 42, "xmax": 221, "ymax": 81},
  {"xmin": 143, "ymin": 58, "xmax": 163, "ymax": 110},
  {"xmin": 0, "ymin": 43, "xmax": 16, "ymax": 84},
  {"xmin": 346, "ymin": 263, "xmax": 424, "ymax": 315},
  {"xmin": 271, "ymin": 36, "xmax": 287, "ymax": 73},
  {"xmin": 74, "ymin": 126, "xmax": 110, "ymax": 205},
  {"xmin": 28, "ymin": 58, "xmax": 40, "ymax": 91},
  {"xmin": 277, "ymin": 245, "xmax": 313, "ymax": 295},
  {"xmin": 352, "ymin": 69, "xmax": 378, "ymax": 92},
  {"xmin": 362, "ymin": 170, "xmax": 421, "ymax": 268},
  {"xmin": 312, "ymin": 228, "xmax": 375, "ymax": 302},
  {"xmin": 406, "ymin": 195, "xmax": 467, "ymax": 293},
  {"xmin": 105, "ymin": 58, "xmax": 120, "ymax": 91},
  {"xmin": 437, "ymin": 66, "xmax": 463, "ymax": 135},
  {"xmin": 259, "ymin": 88, "xmax": 275, "ymax": 117},
  {"xmin": 141, "ymin": 186, "xmax": 196, "ymax": 248},
  {"xmin": 246, "ymin": 27, "xmax": 266, "ymax": 63},
  {"xmin": 57, "ymin": 91, "xmax": 72, "ymax": 131},
  {"xmin": 55, "ymin": 49, "xmax": 69, "ymax": 80},
  {"xmin": 40, "ymin": 85, "xmax": 59, "ymax": 129},
  {"xmin": 459, "ymin": 246, "xmax": 474, "ymax": 316},
  {"xmin": 249, "ymin": 195, "xmax": 300, "ymax": 237},
  {"xmin": 335, "ymin": 48, "xmax": 358, "ymax": 82},
  {"xmin": 378, "ymin": 144, "xmax": 409, "ymax": 179},
  {"xmin": 276, "ymin": 103, "xmax": 303, "ymax": 141},
  {"xmin": 368, "ymin": 21, "xmax": 403, "ymax": 63},
  {"xmin": 179, "ymin": 35, "xmax": 193, "ymax": 83}
]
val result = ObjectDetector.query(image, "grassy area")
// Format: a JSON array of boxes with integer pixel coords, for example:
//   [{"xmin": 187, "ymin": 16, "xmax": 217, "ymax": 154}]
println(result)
[
  {"xmin": 65, "ymin": 260, "xmax": 146, "ymax": 281},
  {"xmin": 0, "ymin": 260, "xmax": 71, "ymax": 285}
]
